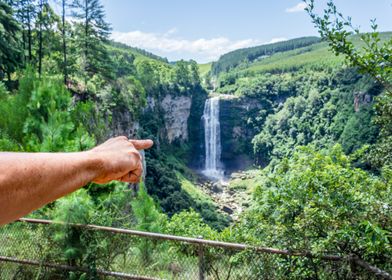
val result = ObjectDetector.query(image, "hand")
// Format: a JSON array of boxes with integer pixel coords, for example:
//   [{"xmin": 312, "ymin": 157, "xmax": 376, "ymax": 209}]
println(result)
[{"xmin": 89, "ymin": 136, "xmax": 153, "ymax": 184}]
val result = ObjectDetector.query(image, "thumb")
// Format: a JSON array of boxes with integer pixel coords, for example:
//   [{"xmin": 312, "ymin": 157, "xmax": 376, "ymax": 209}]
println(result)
[{"xmin": 130, "ymin": 139, "xmax": 154, "ymax": 150}]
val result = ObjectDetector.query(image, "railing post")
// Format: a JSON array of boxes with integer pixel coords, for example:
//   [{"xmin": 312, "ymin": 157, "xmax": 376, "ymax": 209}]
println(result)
[{"xmin": 197, "ymin": 236, "xmax": 205, "ymax": 280}]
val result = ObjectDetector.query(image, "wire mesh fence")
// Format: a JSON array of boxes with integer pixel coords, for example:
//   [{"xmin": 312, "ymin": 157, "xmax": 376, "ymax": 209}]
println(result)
[{"xmin": 0, "ymin": 219, "xmax": 390, "ymax": 280}]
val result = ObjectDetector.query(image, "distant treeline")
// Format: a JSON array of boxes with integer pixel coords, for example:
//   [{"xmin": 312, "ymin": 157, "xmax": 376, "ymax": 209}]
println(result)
[
  {"xmin": 109, "ymin": 41, "xmax": 169, "ymax": 63},
  {"xmin": 211, "ymin": 37, "xmax": 321, "ymax": 76}
]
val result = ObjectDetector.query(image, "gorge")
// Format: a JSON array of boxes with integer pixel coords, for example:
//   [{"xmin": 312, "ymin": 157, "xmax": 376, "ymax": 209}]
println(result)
[{"xmin": 1, "ymin": 0, "xmax": 391, "ymax": 277}]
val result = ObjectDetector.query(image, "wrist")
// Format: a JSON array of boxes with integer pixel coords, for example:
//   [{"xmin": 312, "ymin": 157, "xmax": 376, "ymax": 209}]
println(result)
[{"xmin": 84, "ymin": 150, "xmax": 105, "ymax": 182}]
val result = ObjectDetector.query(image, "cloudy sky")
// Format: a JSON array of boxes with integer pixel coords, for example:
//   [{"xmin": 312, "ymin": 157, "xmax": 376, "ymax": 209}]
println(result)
[{"xmin": 100, "ymin": 0, "xmax": 392, "ymax": 63}]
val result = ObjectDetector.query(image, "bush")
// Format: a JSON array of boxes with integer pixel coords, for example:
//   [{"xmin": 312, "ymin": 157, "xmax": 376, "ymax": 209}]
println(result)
[{"xmin": 236, "ymin": 145, "xmax": 392, "ymax": 276}]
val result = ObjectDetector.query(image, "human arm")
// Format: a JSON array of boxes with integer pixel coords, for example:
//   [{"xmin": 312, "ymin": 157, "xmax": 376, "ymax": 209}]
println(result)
[{"xmin": 0, "ymin": 136, "xmax": 153, "ymax": 225}]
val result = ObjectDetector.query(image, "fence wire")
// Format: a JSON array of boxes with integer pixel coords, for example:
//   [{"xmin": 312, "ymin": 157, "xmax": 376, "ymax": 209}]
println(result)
[{"xmin": 0, "ymin": 219, "xmax": 388, "ymax": 280}]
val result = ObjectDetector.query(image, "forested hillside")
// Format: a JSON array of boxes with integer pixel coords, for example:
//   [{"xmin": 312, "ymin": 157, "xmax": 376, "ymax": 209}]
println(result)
[
  {"xmin": 211, "ymin": 37, "xmax": 321, "ymax": 76},
  {"xmin": 0, "ymin": 0, "xmax": 391, "ymax": 279},
  {"xmin": 0, "ymin": 0, "xmax": 229, "ymax": 231},
  {"xmin": 202, "ymin": 26, "xmax": 392, "ymax": 277},
  {"xmin": 211, "ymin": 32, "xmax": 392, "ymax": 170}
]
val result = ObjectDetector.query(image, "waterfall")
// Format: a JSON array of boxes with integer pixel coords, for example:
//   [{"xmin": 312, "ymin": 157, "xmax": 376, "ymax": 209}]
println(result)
[{"xmin": 202, "ymin": 96, "xmax": 223, "ymax": 180}]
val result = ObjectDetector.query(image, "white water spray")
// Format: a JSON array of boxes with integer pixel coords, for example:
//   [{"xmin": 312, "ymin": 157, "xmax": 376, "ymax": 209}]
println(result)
[{"xmin": 202, "ymin": 96, "xmax": 224, "ymax": 180}]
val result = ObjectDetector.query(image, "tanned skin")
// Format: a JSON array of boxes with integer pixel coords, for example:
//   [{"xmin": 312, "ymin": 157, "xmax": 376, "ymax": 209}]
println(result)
[{"xmin": 0, "ymin": 136, "xmax": 153, "ymax": 225}]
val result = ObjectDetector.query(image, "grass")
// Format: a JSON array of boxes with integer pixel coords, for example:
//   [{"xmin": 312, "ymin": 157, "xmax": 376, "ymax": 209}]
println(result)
[
  {"xmin": 228, "ymin": 169, "xmax": 264, "ymax": 193},
  {"xmin": 223, "ymin": 32, "xmax": 392, "ymax": 76},
  {"xmin": 237, "ymin": 42, "xmax": 342, "ymax": 75},
  {"xmin": 107, "ymin": 43, "xmax": 169, "ymax": 65},
  {"xmin": 198, "ymin": 62, "xmax": 212, "ymax": 77},
  {"xmin": 175, "ymin": 171, "xmax": 213, "ymax": 204}
]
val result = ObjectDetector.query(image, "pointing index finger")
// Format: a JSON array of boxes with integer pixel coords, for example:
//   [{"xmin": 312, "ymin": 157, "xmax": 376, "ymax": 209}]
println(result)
[{"xmin": 129, "ymin": 139, "xmax": 154, "ymax": 150}]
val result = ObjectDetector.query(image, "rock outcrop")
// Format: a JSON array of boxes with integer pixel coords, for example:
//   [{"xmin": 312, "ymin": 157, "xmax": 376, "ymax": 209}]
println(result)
[
  {"xmin": 110, "ymin": 110, "xmax": 140, "ymax": 138},
  {"xmin": 161, "ymin": 94, "xmax": 192, "ymax": 143},
  {"xmin": 354, "ymin": 92, "xmax": 372, "ymax": 112},
  {"xmin": 219, "ymin": 95, "xmax": 263, "ymax": 172}
]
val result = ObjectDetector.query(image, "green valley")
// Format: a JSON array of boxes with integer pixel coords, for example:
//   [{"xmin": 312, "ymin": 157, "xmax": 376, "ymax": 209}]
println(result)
[{"xmin": 0, "ymin": 0, "xmax": 391, "ymax": 279}]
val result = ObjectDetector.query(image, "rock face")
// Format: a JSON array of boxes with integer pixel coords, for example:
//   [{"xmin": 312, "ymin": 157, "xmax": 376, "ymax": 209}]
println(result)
[
  {"xmin": 110, "ymin": 110, "xmax": 140, "ymax": 138},
  {"xmin": 161, "ymin": 94, "xmax": 193, "ymax": 143},
  {"xmin": 354, "ymin": 92, "xmax": 372, "ymax": 112},
  {"xmin": 109, "ymin": 90, "xmax": 206, "ymax": 149},
  {"xmin": 219, "ymin": 95, "xmax": 263, "ymax": 172}
]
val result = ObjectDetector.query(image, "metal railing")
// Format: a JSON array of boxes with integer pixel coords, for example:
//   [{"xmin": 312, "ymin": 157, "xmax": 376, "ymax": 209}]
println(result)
[{"xmin": 0, "ymin": 218, "xmax": 390, "ymax": 279}]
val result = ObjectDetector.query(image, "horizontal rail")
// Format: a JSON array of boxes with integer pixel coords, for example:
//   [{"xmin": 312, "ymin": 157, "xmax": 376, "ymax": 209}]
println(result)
[
  {"xmin": 16, "ymin": 218, "xmax": 392, "ymax": 279},
  {"xmin": 18, "ymin": 218, "xmax": 341, "ymax": 261},
  {"xmin": 0, "ymin": 256, "xmax": 161, "ymax": 280}
]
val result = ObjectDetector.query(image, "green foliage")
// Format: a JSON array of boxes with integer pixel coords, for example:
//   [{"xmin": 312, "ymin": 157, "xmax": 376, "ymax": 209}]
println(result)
[
  {"xmin": 236, "ymin": 145, "xmax": 392, "ymax": 276},
  {"xmin": 71, "ymin": 0, "xmax": 112, "ymax": 83},
  {"xmin": 51, "ymin": 189, "xmax": 96, "ymax": 278},
  {"xmin": 0, "ymin": 68, "xmax": 33, "ymax": 143},
  {"xmin": 141, "ymin": 141, "xmax": 230, "ymax": 230},
  {"xmin": 20, "ymin": 72, "xmax": 95, "ymax": 152},
  {"xmin": 251, "ymin": 68, "xmax": 380, "ymax": 165},
  {"xmin": 132, "ymin": 184, "xmax": 165, "ymax": 233},
  {"xmin": 305, "ymin": 0, "xmax": 392, "ymax": 170},
  {"xmin": 211, "ymin": 37, "xmax": 321, "ymax": 76},
  {"xmin": 132, "ymin": 184, "xmax": 166, "ymax": 264},
  {"xmin": 0, "ymin": 1, "xmax": 22, "ymax": 79},
  {"xmin": 306, "ymin": 0, "xmax": 392, "ymax": 94},
  {"xmin": 108, "ymin": 41, "xmax": 168, "ymax": 64},
  {"xmin": 165, "ymin": 210, "xmax": 216, "ymax": 239}
]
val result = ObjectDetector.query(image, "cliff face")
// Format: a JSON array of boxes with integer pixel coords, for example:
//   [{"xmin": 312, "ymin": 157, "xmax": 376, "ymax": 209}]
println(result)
[
  {"xmin": 109, "ymin": 87, "xmax": 207, "ymax": 166},
  {"xmin": 219, "ymin": 95, "xmax": 263, "ymax": 172},
  {"xmin": 110, "ymin": 110, "xmax": 140, "ymax": 139},
  {"xmin": 109, "ymin": 93, "xmax": 195, "ymax": 143},
  {"xmin": 161, "ymin": 94, "xmax": 192, "ymax": 143},
  {"xmin": 108, "ymin": 90, "xmax": 264, "ymax": 173}
]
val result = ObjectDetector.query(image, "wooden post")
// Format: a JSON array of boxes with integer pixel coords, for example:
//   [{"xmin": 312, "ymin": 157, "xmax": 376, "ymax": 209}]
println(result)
[{"xmin": 198, "ymin": 236, "xmax": 205, "ymax": 280}]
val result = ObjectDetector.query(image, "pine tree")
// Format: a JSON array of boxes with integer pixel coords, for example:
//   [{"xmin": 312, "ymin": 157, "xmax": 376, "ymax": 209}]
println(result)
[
  {"xmin": 14, "ymin": 0, "xmax": 37, "ymax": 63},
  {"xmin": 59, "ymin": 0, "xmax": 69, "ymax": 85},
  {"xmin": 37, "ymin": 0, "xmax": 46, "ymax": 76},
  {"xmin": 0, "ymin": 1, "xmax": 22, "ymax": 81},
  {"xmin": 71, "ymin": 0, "xmax": 112, "ymax": 85},
  {"xmin": 131, "ymin": 184, "xmax": 163, "ymax": 264}
]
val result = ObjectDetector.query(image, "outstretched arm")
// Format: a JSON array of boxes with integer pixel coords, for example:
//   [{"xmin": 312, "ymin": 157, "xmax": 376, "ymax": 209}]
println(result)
[{"xmin": 0, "ymin": 136, "xmax": 153, "ymax": 225}]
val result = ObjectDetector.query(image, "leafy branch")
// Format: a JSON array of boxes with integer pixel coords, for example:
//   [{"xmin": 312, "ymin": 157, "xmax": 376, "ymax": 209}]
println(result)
[{"xmin": 304, "ymin": 0, "xmax": 392, "ymax": 94}]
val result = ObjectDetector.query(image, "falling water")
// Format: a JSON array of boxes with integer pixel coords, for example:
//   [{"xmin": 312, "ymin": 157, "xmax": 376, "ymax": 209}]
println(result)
[{"xmin": 202, "ymin": 96, "xmax": 224, "ymax": 180}]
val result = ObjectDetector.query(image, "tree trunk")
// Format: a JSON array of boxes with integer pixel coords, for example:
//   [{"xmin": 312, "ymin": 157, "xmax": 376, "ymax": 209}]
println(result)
[
  {"xmin": 22, "ymin": 30, "xmax": 27, "ymax": 64},
  {"xmin": 27, "ymin": 9, "xmax": 32, "ymax": 62},
  {"xmin": 84, "ymin": 0, "xmax": 88, "ymax": 85},
  {"xmin": 62, "ymin": 0, "xmax": 67, "ymax": 85},
  {"xmin": 38, "ymin": 0, "xmax": 43, "ymax": 77}
]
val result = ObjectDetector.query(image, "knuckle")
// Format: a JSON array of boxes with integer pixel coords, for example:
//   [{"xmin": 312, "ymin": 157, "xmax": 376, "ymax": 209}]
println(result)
[
  {"xmin": 116, "ymin": 136, "xmax": 128, "ymax": 141},
  {"xmin": 131, "ymin": 150, "xmax": 142, "ymax": 160}
]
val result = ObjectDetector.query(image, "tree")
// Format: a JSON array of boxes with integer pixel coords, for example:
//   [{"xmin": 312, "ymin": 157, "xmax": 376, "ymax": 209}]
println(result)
[
  {"xmin": 14, "ymin": 0, "xmax": 37, "ymax": 63},
  {"xmin": 189, "ymin": 60, "xmax": 201, "ymax": 86},
  {"xmin": 173, "ymin": 60, "xmax": 191, "ymax": 87},
  {"xmin": 36, "ymin": 0, "xmax": 47, "ymax": 76},
  {"xmin": 237, "ymin": 146, "xmax": 391, "ymax": 277},
  {"xmin": 305, "ymin": 0, "xmax": 392, "ymax": 94},
  {"xmin": 131, "ymin": 184, "xmax": 164, "ymax": 264},
  {"xmin": 0, "ymin": 1, "xmax": 22, "ymax": 80},
  {"xmin": 305, "ymin": 0, "xmax": 392, "ymax": 168},
  {"xmin": 59, "ymin": 0, "xmax": 69, "ymax": 84},
  {"xmin": 71, "ymin": 0, "xmax": 112, "ymax": 85}
]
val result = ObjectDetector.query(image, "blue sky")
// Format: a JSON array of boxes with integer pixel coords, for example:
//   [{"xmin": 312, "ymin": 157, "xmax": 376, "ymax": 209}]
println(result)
[{"xmin": 100, "ymin": 0, "xmax": 392, "ymax": 63}]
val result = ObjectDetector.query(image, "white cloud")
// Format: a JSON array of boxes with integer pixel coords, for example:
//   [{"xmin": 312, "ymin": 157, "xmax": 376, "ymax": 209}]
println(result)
[
  {"xmin": 111, "ymin": 30, "xmax": 287, "ymax": 62},
  {"xmin": 285, "ymin": 2, "xmax": 307, "ymax": 13},
  {"xmin": 164, "ymin": 28, "xmax": 178, "ymax": 36}
]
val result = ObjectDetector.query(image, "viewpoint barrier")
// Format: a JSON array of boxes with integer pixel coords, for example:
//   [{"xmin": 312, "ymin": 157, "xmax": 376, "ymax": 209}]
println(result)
[{"xmin": 0, "ymin": 218, "xmax": 390, "ymax": 279}]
